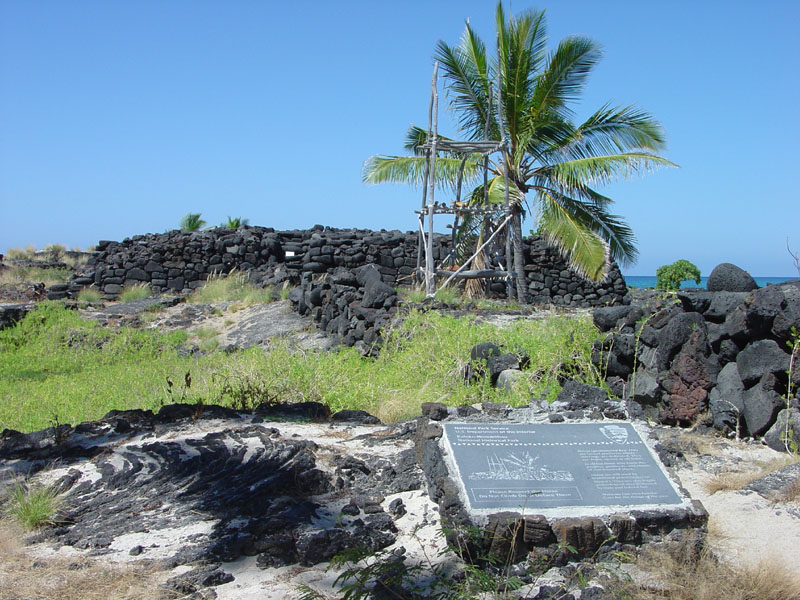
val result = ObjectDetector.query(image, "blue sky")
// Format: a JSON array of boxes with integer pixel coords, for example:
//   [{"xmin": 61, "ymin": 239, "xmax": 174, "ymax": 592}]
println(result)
[{"xmin": 1, "ymin": 0, "xmax": 798, "ymax": 276}]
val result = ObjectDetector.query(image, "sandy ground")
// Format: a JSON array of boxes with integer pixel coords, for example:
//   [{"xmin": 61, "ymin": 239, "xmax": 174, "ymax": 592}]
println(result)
[
  {"xmin": 669, "ymin": 431, "xmax": 800, "ymax": 572},
  {"xmin": 9, "ymin": 423, "xmax": 797, "ymax": 599}
]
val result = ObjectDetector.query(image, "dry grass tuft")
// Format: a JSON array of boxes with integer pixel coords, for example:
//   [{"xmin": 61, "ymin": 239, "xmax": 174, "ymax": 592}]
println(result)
[
  {"xmin": 704, "ymin": 471, "xmax": 762, "ymax": 494},
  {"xmin": 615, "ymin": 546, "xmax": 800, "ymax": 600},
  {"xmin": 704, "ymin": 455, "xmax": 799, "ymax": 495},
  {"xmin": 0, "ymin": 521, "xmax": 169, "ymax": 600},
  {"xmin": 773, "ymin": 477, "xmax": 800, "ymax": 504}
]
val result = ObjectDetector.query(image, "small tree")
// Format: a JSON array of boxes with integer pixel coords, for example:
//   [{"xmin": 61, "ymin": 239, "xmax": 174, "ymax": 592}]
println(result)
[
  {"xmin": 656, "ymin": 259, "xmax": 701, "ymax": 291},
  {"xmin": 180, "ymin": 213, "xmax": 206, "ymax": 232}
]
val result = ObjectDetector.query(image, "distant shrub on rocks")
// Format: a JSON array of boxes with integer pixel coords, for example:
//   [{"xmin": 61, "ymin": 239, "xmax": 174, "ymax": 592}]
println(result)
[{"xmin": 656, "ymin": 259, "xmax": 701, "ymax": 291}]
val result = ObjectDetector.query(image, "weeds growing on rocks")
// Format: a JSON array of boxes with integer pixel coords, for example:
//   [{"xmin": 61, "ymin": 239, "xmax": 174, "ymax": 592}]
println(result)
[
  {"xmin": 77, "ymin": 287, "xmax": 103, "ymax": 305},
  {"xmin": 188, "ymin": 270, "xmax": 275, "ymax": 306},
  {"xmin": 119, "ymin": 282, "xmax": 152, "ymax": 302}
]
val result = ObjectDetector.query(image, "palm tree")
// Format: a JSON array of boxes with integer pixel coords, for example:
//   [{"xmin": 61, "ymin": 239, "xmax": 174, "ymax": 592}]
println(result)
[
  {"xmin": 364, "ymin": 2, "xmax": 674, "ymax": 301},
  {"xmin": 180, "ymin": 213, "xmax": 206, "ymax": 232},
  {"xmin": 222, "ymin": 216, "xmax": 249, "ymax": 229}
]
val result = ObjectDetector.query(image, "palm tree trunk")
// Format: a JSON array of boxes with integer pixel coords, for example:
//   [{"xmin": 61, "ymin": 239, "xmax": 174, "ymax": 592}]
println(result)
[{"xmin": 511, "ymin": 207, "xmax": 528, "ymax": 303}]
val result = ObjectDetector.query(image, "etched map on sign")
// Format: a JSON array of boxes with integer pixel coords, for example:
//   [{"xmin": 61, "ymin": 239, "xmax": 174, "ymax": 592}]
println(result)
[{"xmin": 442, "ymin": 423, "xmax": 682, "ymax": 510}]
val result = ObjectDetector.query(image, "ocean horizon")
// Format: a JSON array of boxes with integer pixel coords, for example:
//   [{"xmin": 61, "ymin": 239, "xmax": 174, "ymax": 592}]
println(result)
[{"xmin": 624, "ymin": 275, "xmax": 797, "ymax": 289}]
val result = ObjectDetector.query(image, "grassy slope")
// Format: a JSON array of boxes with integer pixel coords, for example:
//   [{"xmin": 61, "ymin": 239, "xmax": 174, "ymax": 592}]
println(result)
[{"xmin": 0, "ymin": 303, "xmax": 603, "ymax": 432}]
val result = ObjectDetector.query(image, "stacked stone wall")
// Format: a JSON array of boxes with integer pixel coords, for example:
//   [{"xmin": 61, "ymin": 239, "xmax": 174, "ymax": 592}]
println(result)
[{"xmin": 64, "ymin": 225, "xmax": 630, "ymax": 308}]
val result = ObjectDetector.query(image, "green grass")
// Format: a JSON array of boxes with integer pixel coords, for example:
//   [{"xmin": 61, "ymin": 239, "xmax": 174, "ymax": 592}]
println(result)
[
  {"xmin": 397, "ymin": 284, "xmax": 526, "ymax": 310},
  {"xmin": 0, "ymin": 303, "xmax": 602, "ymax": 431},
  {"xmin": 193, "ymin": 327, "xmax": 220, "ymax": 353},
  {"xmin": 119, "ymin": 282, "xmax": 152, "ymax": 302},
  {"xmin": 5, "ymin": 481, "xmax": 62, "ymax": 529},
  {"xmin": 277, "ymin": 281, "xmax": 293, "ymax": 301},
  {"xmin": 77, "ymin": 288, "xmax": 103, "ymax": 304},
  {"xmin": 188, "ymin": 271, "xmax": 275, "ymax": 305}
]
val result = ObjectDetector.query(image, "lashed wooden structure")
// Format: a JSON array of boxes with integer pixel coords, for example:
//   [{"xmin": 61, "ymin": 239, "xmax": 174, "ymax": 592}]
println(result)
[{"xmin": 415, "ymin": 61, "xmax": 515, "ymax": 299}]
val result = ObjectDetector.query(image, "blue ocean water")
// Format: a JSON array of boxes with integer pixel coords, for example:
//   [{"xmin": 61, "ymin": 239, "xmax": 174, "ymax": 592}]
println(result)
[{"xmin": 624, "ymin": 275, "xmax": 797, "ymax": 289}]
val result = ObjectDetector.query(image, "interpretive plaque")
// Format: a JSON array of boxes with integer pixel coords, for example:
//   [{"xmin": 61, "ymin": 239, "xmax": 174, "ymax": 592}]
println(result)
[{"xmin": 442, "ymin": 422, "xmax": 683, "ymax": 512}]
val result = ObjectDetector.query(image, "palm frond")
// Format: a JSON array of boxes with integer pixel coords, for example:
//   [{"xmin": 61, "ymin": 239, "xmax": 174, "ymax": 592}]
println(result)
[
  {"xmin": 180, "ymin": 213, "xmax": 206, "ymax": 232},
  {"xmin": 538, "ymin": 192, "xmax": 610, "ymax": 281},
  {"xmin": 404, "ymin": 125, "xmax": 430, "ymax": 156},
  {"xmin": 544, "ymin": 104, "xmax": 668, "ymax": 162},
  {"xmin": 362, "ymin": 155, "xmax": 482, "ymax": 191},
  {"xmin": 530, "ymin": 36, "xmax": 602, "ymax": 121},
  {"xmin": 467, "ymin": 175, "xmax": 526, "ymax": 206},
  {"xmin": 497, "ymin": 4, "xmax": 547, "ymax": 145},
  {"xmin": 435, "ymin": 23, "xmax": 492, "ymax": 140},
  {"xmin": 543, "ymin": 152, "xmax": 677, "ymax": 188},
  {"xmin": 403, "ymin": 125, "xmax": 461, "ymax": 157},
  {"xmin": 537, "ymin": 187, "xmax": 638, "ymax": 267},
  {"xmin": 528, "ymin": 172, "xmax": 613, "ymax": 206}
]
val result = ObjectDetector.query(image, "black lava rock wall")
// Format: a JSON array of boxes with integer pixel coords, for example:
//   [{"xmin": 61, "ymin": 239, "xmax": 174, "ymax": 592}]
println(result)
[{"xmin": 64, "ymin": 225, "xmax": 629, "ymax": 307}]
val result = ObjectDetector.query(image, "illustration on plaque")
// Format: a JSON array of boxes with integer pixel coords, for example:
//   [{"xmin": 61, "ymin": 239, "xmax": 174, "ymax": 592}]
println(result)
[
  {"xmin": 599, "ymin": 425, "xmax": 629, "ymax": 444},
  {"xmin": 468, "ymin": 451, "xmax": 574, "ymax": 481}
]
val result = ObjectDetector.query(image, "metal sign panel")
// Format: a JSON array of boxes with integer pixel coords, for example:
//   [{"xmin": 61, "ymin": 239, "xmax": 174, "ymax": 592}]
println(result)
[{"xmin": 442, "ymin": 423, "xmax": 682, "ymax": 511}]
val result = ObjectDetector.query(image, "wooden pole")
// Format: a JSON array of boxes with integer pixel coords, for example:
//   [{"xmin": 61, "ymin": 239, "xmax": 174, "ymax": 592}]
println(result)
[
  {"xmin": 417, "ymin": 66, "xmax": 438, "ymax": 282},
  {"xmin": 425, "ymin": 62, "xmax": 439, "ymax": 297},
  {"xmin": 495, "ymin": 36, "xmax": 516, "ymax": 301},
  {"xmin": 451, "ymin": 156, "xmax": 468, "ymax": 266}
]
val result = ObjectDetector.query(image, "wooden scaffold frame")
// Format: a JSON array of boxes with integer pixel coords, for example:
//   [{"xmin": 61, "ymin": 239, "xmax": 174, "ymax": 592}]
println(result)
[{"xmin": 415, "ymin": 60, "xmax": 515, "ymax": 299}]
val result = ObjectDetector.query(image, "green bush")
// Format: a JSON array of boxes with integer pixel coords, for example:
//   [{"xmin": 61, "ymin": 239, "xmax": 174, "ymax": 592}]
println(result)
[{"xmin": 656, "ymin": 259, "xmax": 701, "ymax": 291}]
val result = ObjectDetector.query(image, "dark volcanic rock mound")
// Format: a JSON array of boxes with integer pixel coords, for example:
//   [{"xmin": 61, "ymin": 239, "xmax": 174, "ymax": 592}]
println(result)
[
  {"xmin": 706, "ymin": 263, "xmax": 758, "ymax": 292},
  {"xmin": 0, "ymin": 402, "xmax": 421, "ymax": 591},
  {"xmin": 593, "ymin": 281, "xmax": 800, "ymax": 443}
]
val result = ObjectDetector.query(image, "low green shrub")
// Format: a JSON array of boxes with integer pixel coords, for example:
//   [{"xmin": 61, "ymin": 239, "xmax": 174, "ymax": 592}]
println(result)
[
  {"xmin": 278, "ymin": 282, "xmax": 293, "ymax": 301},
  {"xmin": 656, "ymin": 259, "xmax": 701, "ymax": 291}
]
